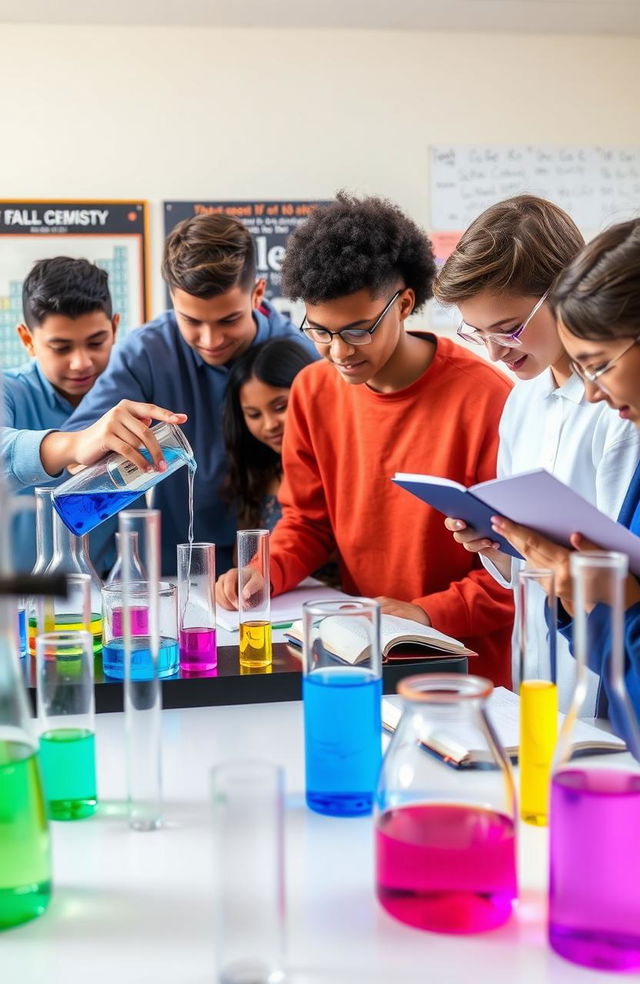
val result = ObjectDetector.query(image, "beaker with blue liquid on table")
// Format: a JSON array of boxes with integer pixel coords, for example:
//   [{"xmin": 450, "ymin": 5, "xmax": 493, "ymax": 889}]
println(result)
[{"xmin": 302, "ymin": 598, "xmax": 382, "ymax": 817}]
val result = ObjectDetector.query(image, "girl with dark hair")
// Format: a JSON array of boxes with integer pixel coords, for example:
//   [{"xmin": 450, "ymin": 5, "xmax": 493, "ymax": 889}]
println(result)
[
  {"xmin": 222, "ymin": 338, "xmax": 315, "ymax": 530},
  {"xmin": 490, "ymin": 218, "xmax": 640, "ymax": 730}
]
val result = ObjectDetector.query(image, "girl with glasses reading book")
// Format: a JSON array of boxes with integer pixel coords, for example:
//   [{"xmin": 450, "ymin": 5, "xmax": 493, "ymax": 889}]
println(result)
[
  {"xmin": 491, "ymin": 219, "xmax": 640, "ymax": 728},
  {"xmin": 435, "ymin": 196, "xmax": 640, "ymax": 709}
]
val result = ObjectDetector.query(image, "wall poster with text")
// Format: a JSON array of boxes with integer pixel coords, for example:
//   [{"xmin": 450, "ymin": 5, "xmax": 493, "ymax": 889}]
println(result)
[
  {"xmin": 0, "ymin": 200, "xmax": 149, "ymax": 369},
  {"xmin": 163, "ymin": 200, "xmax": 328, "ymax": 324}
]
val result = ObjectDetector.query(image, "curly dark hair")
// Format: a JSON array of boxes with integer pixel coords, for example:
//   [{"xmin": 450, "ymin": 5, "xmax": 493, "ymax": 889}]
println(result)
[
  {"xmin": 222, "ymin": 338, "xmax": 315, "ymax": 528},
  {"xmin": 281, "ymin": 192, "xmax": 436, "ymax": 311}
]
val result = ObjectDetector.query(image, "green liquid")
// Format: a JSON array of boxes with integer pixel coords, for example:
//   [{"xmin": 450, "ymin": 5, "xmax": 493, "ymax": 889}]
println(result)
[
  {"xmin": 0, "ymin": 742, "xmax": 51, "ymax": 929},
  {"xmin": 39, "ymin": 728, "xmax": 97, "ymax": 821},
  {"xmin": 28, "ymin": 612, "xmax": 103, "ymax": 656}
]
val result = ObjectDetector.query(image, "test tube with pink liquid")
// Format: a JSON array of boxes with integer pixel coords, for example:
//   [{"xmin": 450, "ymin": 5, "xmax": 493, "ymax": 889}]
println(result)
[{"xmin": 177, "ymin": 542, "xmax": 217, "ymax": 676}]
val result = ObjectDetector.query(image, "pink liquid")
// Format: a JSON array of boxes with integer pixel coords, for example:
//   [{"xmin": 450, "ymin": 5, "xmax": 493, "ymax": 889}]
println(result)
[
  {"xmin": 179, "ymin": 626, "xmax": 217, "ymax": 675},
  {"xmin": 111, "ymin": 607, "xmax": 149, "ymax": 638},
  {"xmin": 376, "ymin": 803, "xmax": 517, "ymax": 933},
  {"xmin": 549, "ymin": 768, "xmax": 640, "ymax": 971}
]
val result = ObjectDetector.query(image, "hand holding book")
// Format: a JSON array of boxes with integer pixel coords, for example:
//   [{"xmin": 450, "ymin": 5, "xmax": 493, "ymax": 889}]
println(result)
[{"xmin": 393, "ymin": 468, "xmax": 640, "ymax": 575}]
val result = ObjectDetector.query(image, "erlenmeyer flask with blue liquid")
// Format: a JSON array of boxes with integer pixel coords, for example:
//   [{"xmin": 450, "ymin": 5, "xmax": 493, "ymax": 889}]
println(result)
[{"xmin": 52, "ymin": 423, "xmax": 195, "ymax": 536}]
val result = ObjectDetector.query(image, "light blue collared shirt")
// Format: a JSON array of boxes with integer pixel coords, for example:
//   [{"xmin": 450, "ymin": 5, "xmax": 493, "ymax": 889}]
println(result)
[{"xmin": 2, "ymin": 360, "xmax": 116, "ymax": 574}]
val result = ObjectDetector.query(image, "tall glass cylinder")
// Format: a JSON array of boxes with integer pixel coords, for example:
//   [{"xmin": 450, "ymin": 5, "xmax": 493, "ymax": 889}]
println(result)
[
  {"xmin": 27, "ymin": 487, "xmax": 56, "ymax": 656},
  {"xmin": 517, "ymin": 568, "xmax": 557, "ymax": 826},
  {"xmin": 238, "ymin": 530, "xmax": 271, "ymax": 669},
  {"xmin": 36, "ymin": 629, "xmax": 97, "ymax": 820},
  {"xmin": 212, "ymin": 762, "xmax": 286, "ymax": 984},
  {"xmin": 549, "ymin": 551, "xmax": 640, "ymax": 971},
  {"xmin": 177, "ymin": 542, "xmax": 217, "ymax": 676},
  {"xmin": 375, "ymin": 674, "xmax": 517, "ymax": 933},
  {"xmin": 0, "ymin": 597, "xmax": 51, "ymax": 928},
  {"xmin": 16, "ymin": 602, "xmax": 27, "ymax": 659},
  {"xmin": 302, "ymin": 598, "xmax": 382, "ymax": 816},
  {"xmin": 120, "ymin": 510, "xmax": 163, "ymax": 831}
]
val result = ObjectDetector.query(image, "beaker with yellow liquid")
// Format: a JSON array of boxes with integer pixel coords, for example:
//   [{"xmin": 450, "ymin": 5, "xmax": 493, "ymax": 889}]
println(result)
[
  {"xmin": 237, "ymin": 530, "xmax": 272, "ymax": 670},
  {"xmin": 517, "ymin": 568, "xmax": 557, "ymax": 826}
]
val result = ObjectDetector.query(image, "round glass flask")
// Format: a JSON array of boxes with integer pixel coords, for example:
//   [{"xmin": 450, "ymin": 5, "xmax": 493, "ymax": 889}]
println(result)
[{"xmin": 375, "ymin": 674, "xmax": 517, "ymax": 934}]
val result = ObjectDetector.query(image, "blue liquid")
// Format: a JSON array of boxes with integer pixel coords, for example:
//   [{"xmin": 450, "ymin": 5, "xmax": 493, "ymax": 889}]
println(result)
[
  {"xmin": 303, "ymin": 666, "xmax": 382, "ymax": 817},
  {"xmin": 17, "ymin": 608, "xmax": 27, "ymax": 658},
  {"xmin": 53, "ymin": 447, "xmax": 191, "ymax": 535},
  {"xmin": 102, "ymin": 636, "xmax": 179, "ymax": 680},
  {"xmin": 54, "ymin": 489, "xmax": 142, "ymax": 535}
]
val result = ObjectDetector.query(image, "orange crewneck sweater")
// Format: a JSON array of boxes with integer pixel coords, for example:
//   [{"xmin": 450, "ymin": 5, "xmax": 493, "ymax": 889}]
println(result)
[{"xmin": 270, "ymin": 335, "xmax": 515, "ymax": 687}]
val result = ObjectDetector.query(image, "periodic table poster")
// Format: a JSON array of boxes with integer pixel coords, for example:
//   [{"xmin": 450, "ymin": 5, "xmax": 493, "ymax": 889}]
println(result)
[
  {"xmin": 163, "ymin": 200, "xmax": 328, "ymax": 324},
  {"xmin": 0, "ymin": 201, "xmax": 149, "ymax": 369}
]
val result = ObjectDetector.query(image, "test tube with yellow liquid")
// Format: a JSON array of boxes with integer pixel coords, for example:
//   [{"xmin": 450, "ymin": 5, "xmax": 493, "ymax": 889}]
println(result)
[
  {"xmin": 518, "ymin": 569, "xmax": 558, "ymax": 826},
  {"xmin": 238, "ymin": 529, "xmax": 272, "ymax": 669}
]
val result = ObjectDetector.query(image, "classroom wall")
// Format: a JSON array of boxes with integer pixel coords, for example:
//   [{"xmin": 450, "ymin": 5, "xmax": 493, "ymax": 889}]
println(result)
[{"xmin": 1, "ymin": 23, "xmax": 639, "ymax": 315}]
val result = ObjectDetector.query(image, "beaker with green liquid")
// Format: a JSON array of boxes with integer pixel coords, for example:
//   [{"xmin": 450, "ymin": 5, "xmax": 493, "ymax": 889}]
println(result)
[
  {"xmin": 0, "ymin": 597, "xmax": 51, "ymax": 929},
  {"xmin": 36, "ymin": 628, "xmax": 97, "ymax": 821}
]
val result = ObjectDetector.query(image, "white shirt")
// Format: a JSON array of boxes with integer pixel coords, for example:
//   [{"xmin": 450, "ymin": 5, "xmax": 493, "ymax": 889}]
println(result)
[{"xmin": 483, "ymin": 369, "xmax": 640, "ymax": 711}]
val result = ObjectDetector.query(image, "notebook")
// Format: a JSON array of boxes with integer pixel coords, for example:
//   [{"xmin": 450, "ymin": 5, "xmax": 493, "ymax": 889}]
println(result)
[
  {"xmin": 382, "ymin": 686, "xmax": 626, "ymax": 768},
  {"xmin": 393, "ymin": 468, "xmax": 640, "ymax": 573},
  {"xmin": 285, "ymin": 613, "xmax": 474, "ymax": 664}
]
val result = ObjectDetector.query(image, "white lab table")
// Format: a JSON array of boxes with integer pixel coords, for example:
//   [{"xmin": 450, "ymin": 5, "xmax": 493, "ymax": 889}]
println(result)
[{"xmin": 1, "ymin": 700, "xmax": 626, "ymax": 984}]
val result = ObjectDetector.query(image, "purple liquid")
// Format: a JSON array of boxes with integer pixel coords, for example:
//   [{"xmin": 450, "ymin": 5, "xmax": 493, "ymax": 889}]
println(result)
[
  {"xmin": 549, "ymin": 768, "xmax": 640, "ymax": 971},
  {"xmin": 179, "ymin": 627, "xmax": 217, "ymax": 675},
  {"xmin": 112, "ymin": 607, "xmax": 149, "ymax": 638},
  {"xmin": 376, "ymin": 803, "xmax": 516, "ymax": 933}
]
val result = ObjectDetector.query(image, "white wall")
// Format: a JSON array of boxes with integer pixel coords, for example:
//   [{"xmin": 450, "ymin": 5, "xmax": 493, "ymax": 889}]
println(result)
[{"xmin": 1, "ymin": 24, "xmax": 639, "ymax": 314}]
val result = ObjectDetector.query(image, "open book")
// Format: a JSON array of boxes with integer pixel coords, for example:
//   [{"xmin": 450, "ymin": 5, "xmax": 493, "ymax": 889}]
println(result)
[
  {"xmin": 382, "ymin": 686, "xmax": 626, "ymax": 767},
  {"xmin": 285, "ymin": 613, "xmax": 474, "ymax": 664},
  {"xmin": 393, "ymin": 468, "xmax": 640, "ymax": 574}
]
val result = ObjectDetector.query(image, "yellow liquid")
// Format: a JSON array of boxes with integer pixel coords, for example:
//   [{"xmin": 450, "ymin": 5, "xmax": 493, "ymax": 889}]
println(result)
[
  {"xmin": 519, "ymin": 679, "xmax": 558, "ymax": 826},
  {"xmin": 239, "ymin": 621, "xmax": 273, "ymax": 668},
  {"xmin": 240, "ymin": 662, "xmax": 273, "ymax": 676},
  {"xmin": 28, "ymin": 612, "xmax": 103, "ymax": 656}
]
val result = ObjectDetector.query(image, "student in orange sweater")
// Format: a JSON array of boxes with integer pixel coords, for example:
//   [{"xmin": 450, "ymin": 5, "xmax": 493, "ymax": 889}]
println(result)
[{"xmin": 216, "ymin": 193, "xmax": 515, "ymax": 685}]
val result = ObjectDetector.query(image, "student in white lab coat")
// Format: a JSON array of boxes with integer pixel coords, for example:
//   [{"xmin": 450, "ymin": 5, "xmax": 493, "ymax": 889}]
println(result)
[{"xmin": 435, "ymin": 195, "xmax": 640, "ymax": 709}]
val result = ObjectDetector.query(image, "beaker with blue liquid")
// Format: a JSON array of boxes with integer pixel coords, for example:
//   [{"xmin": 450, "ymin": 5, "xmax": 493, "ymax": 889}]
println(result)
[
  {"xmin": 302, "ymin": 598, "xmax": 382, "ymax": 817},
  {"xmin": 52, "ymin": 423, "xmax": 195, "ymax": 535}
]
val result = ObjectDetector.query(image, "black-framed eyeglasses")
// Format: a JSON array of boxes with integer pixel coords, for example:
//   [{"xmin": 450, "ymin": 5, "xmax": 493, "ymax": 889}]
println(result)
[
  {"xmin": 299, "ymin": 289, "xmax": 402, "ymax": 347},
  {"xmin": 570, "ymin": 334, "xmax": 640, "ymax": 384}
]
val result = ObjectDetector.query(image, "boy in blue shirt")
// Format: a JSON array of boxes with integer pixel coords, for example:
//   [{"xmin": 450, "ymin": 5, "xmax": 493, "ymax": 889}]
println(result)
[
  {"xmin": 2, "ymin": 256, "xmax": 118, "ymax": 570},
  {"xmin": 39, "ymin": 213, "xmax": 316, "ymax": 573}
]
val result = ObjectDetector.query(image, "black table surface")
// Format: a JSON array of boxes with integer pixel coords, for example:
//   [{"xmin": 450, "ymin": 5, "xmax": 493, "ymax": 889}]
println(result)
[{"xmin": 24, "ymin": 644, "xmax": 469, "ymax": 713}]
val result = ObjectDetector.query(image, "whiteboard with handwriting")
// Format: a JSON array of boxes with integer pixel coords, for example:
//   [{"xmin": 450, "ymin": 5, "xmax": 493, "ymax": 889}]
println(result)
[{"xmin": 430, "ymin": 146, "xmax": 640, "ymax": 232}]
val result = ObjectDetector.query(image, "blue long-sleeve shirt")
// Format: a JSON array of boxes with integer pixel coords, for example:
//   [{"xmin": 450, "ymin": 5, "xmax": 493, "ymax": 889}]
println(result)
[
  {"xmin": 63, "ymin": 302, "xmax": 316, "ymax": 574},
  {"xmin": 560, "ymin": 459, "xmax": 640, "ymax": 741},
  {"xmin": 1, "ymin": 361, "xmax": 116, "ymax": 574}
]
